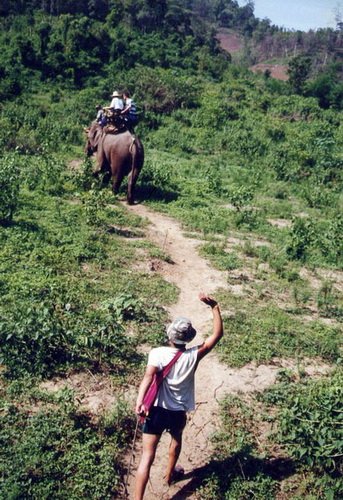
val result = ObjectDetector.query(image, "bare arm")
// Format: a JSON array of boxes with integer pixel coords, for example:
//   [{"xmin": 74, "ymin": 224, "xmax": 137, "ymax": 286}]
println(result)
[
  {"xmin": 121, "ymin": 105, "xmax": 130, "ymax": 114},
  {"xmin": 135, "ymin": 364, "xmax": 158, "ymax": 415},
  {"xmin": 197, "ymin": 293, "xmax": 223, "ymax": 361}
]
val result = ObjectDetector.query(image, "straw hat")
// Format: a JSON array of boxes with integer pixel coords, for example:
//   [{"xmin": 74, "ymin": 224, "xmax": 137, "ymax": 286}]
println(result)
[{"xmin": 112, "ymin": 90, "xmax": 121, "ymax": 97}]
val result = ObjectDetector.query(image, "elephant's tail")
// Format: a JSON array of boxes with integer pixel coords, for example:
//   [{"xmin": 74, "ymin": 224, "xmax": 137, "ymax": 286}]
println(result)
[
  {"xmin": 127, "ymin": 136, "xmax": 138, "ymax": 205},
  {"xmin": 129, "ymin": 136, "xmax": 137, "ymax": 169}
]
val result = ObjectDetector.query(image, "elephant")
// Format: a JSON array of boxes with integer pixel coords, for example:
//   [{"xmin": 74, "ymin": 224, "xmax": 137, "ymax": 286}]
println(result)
[{"xmin": 85, "ymin": 122, "xmax": 144, "ymax": 205}]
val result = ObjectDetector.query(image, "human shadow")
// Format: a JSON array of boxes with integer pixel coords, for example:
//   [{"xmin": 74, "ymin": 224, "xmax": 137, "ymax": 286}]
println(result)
[{"xmin": 169, "ymin": 449, "xmax": 296, "ymax": 499}]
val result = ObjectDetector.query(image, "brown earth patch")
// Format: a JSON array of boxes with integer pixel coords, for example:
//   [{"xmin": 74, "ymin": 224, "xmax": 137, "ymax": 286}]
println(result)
[
  {"xmin": 40, "ymin": 372, "xmax": 119, "ymax": 416},
  {"xmin": 250, "ymin": 63, "xmax": 289, "ymax": 81},
  {"xmin": 68, "ymin": 159, "xmax": 83, "ymax": 171},
  {"xmin": 268, "ymin": 218, "xmax": 292, "ymax": 229},
  {"xmin": 216, "ymin": 29, "xmax": 244, "ymax": 54}
]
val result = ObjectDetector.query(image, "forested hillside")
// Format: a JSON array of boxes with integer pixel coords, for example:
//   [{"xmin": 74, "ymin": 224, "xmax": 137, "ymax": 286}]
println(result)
[{"xmin": 0, "ymin": 1, "xmax": 342, "ymax": 498}]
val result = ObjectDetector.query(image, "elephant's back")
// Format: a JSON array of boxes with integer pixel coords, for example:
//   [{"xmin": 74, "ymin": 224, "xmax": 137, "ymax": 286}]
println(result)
[
  {"xmin": 103, "ymin": 131, "xmax": 143, "ymax": 160},
  {"xmin": 103, "ymin": 130, "xmax": 133, "ymax": 148}
]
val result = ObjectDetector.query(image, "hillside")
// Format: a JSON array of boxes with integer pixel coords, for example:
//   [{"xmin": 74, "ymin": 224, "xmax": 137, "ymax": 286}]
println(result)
[
  {"xmin": 0, "ymin": 2, "xmax": 342, "ymax": 499},
  {"xmin": 216, "ymin": 28, "xmax": 289, "ymax": 80}
]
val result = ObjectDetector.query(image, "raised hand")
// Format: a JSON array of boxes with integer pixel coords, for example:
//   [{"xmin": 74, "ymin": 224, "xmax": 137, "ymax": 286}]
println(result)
[{"xmin": 198, "ymin": 293, "xmax": 218, "ymax": 309}]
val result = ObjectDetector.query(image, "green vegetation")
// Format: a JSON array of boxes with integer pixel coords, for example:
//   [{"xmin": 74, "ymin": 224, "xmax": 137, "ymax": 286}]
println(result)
[
  {"xmin": 0, "ymin": 1, "xmax": 342, "ymax": 498},
  {"xmin": 0, "ymin": 380, "xmax": 135, "ymax": 498},
  {"xmin": 198, "ymin": 371, "xmax": 342, "ymax": 499}
]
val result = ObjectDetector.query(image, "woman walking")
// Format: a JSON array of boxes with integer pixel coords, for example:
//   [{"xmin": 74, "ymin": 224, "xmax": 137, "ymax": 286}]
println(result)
[{"xmin": 134, "ymin": 293, "xmax": 224, "ymax": 499}]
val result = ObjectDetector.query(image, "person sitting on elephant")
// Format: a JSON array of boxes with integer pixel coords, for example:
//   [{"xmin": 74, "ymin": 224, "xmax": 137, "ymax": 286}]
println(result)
[
  {"xmin": 103, "ymin": 91, "xmax": 124, "ymax": 128},
  {"xmin": 95, "ymin": 104, "xmax": 104, "ymax": 124},
  {"xmin": 109, "ymin": 90, "xmax": 124, "ymax": 112},
  {"xmin": 121, "ymin": 90, "xmax": 138, "ymax": 131}
]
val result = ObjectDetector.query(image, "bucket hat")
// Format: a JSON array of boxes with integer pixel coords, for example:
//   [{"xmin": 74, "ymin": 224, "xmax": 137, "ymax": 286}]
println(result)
[{"xmin": 167, "ymin": 317, "xmax": 196, "ymax": 345}]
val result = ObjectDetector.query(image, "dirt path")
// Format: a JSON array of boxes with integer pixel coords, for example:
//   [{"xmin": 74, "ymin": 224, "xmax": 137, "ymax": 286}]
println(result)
[{"xmin": 124, "ymin": 203, "xmax": 330, "ymax": 500}]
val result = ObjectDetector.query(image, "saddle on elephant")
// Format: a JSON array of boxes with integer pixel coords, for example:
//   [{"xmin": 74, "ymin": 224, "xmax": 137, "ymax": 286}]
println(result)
[{"xmin": 102, "ymin": 107, "xmax": 127, "ymax": 135}]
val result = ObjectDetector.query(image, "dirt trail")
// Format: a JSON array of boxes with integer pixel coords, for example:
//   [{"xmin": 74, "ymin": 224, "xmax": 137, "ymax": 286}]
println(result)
[{"xmin": 124, "ymin": 203, "xmax": 330, "ymax": 500}]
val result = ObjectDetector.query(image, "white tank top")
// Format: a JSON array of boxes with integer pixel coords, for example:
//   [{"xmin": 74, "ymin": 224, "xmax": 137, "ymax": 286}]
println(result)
[{"xmin": 147, "ymin": 346, "xmax": 198, "ymax": 411}]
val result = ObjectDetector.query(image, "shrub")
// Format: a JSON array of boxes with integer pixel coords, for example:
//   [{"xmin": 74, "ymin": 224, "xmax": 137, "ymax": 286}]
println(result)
[
  {"xmin": 0, "ymin": 296, "xmax": 137, "ymax": 378},
  {"xmin": 200, "ymin": 243, "xmax": 241, "ymax": 271},
  {"xmin": 287, "ymin": 217, "xmax": 316, "ymax": 261},
  {"xmin": 0, "ymin": 394, "xmax": 133, "ymax": 499},
  {"xmin": 0, "ymin": 154, "xmax": 20, "ymax": 223},
  {"xmin": 277, "ymin": 372, "xmax": 343, "ymax": 475}
]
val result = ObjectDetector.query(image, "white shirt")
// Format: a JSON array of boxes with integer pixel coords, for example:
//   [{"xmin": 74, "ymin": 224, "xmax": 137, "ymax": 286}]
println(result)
[
  {"xmin": 109, "ymin": 97, "xmax": 123, "ymax": 110},
  {"xmin": 148, "ymin": 346, "xmax": 198, "ymax": 411},
  {"xmin": 124, "ymin": 97, "xmax": 132, "ymax": 110}
]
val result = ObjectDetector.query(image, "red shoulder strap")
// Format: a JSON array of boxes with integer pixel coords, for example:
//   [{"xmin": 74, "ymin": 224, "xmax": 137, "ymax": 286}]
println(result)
[{"xmin": 161, "ymin": 350, "xmax": 183, "ymax": 378}]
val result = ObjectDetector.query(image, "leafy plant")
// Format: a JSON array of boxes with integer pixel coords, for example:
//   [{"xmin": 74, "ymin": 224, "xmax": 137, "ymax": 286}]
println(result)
[
  {"xmin": 0, "ymin": 154, "xmax": 20, "ymax": 223},
  {"xmin": 0, "ymin": 391, "xmax": 134, "ymax": 499},
  {"xmin": 277, "ymin": 372, "xmax": 343, "ymax": 474},
  {"xmin": 200, "ymin": 243, "xmax": 241, "ymax": 271}
]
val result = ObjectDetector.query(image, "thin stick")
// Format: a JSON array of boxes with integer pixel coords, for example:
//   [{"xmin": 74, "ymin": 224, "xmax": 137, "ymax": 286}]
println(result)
[
  {"xmin": 238, "ymin": 458, "xmax": 246, "ymax": 480},
  {"xmin": 162, "ymin": 230, "xmax": 169, "ymax": 253},
  {"xmin": 214, "ymin": 381, "xmax": 224, "ymax": 402},
  {"xmin": 124, "ymin": 417, "xmax": 140, "ymax": 498}
]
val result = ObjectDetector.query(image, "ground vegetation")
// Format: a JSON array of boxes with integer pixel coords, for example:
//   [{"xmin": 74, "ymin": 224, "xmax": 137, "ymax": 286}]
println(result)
[{"xmin": 0, "ymin": 2, "xmax": 342, "ymax": 498}]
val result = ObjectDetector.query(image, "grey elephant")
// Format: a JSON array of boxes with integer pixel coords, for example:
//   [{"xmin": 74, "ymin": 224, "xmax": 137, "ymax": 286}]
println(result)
[{"xmin": 85, "ymin": 122, "xmax": 144, "ymax": 205}]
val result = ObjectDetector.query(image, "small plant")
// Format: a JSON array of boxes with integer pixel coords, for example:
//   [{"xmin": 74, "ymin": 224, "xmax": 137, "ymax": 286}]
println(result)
[
  {"xmin": 0, "ymin": 155, "xmax": 20, "ymax": 224},
  {"xmin": 200, "ymin": 243, "xmax": 241, "ymax": 271},
  {"xmin": 227, "ymin": 185, "xmax": 254, "ymax": 212},
  {"xmin": 100, "ymin": 293, "xmax": 147, "ymax": 323},
  {"xmin": 277, "ymin": 372, "xmax": 343, "ymax": 475},
  {"xmin": 242, "ymin": 240, "xmax": 259, "ymax": 258},
  {"xmin": 292, "ymin": 284, "xmax": 311, "ymax": 311},
  {"xmin": 83, "ymin": 187, "xmax": 108, "ymax": 226},
  {"xmin": 317, "ymin": 280, "xmax": 342, "ymax": 318}
]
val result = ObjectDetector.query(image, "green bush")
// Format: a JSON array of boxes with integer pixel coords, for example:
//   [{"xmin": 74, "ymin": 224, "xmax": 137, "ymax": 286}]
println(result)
[
  {"xmin": 0, "ymin": 296, "xmax": 138, "ymax": 378},
  {"xmin": 219, "ymin": 306, "xmax": 341, "ymax": 367},
  {"xmin": 277, "ymin": 372, "xmax": 343, "ymax": 475},
  {"xmin": 0, "ymin": 154, "xmax": 20, "ymax": 223},
  {"xmin": 0, "ymin": 393, "xmax": 133, "ymax": 499}
]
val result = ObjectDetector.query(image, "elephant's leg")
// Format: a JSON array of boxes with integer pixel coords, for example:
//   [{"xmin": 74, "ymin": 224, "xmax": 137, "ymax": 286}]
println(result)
[
  {"xmin": 112, "ymin": 178, "xmax": 123, "ymax": 194},
  {"xmin": 94, "ymin": 146, "xmax": 106, "ymax": 174},
  {"xmin": 111, "ymin": 168, "xmax": 125, "ymax": 195}
]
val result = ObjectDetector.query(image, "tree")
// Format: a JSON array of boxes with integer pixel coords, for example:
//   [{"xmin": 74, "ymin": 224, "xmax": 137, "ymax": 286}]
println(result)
[{"xmin": 288, "ymin": 55, "xmax": 311, "ymax": 94}]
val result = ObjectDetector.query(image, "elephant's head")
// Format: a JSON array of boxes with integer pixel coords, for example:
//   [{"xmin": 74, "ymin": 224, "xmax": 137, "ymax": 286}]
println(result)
[{"xmin": 84, "ymin": 122, "xmax": 102, "ymax": 156}]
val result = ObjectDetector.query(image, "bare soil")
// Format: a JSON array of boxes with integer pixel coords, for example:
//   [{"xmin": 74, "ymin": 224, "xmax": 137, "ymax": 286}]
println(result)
[
  {"xmin": 250, "ymin": 63, "xmax": 289, "ymax": 81},
  {"xmin": 123, "ymin": 203, "xmax": 332, "ymax": 500},
  {"xmin": 216, "ymin": 29, "xmax": 244, "ymax": 54},
  {"xmin": 215, "ymin": 29, "xmax": 289, "ymax": 81}
]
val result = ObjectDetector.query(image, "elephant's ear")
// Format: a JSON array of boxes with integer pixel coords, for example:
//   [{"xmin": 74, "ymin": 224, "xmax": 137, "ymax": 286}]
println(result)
[{"xmin": 92, "ymin": 128, "xmax": 103, "ymax": 148}]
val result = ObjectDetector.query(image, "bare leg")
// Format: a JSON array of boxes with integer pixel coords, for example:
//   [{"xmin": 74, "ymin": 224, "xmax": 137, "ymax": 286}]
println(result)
[
  {"xmin": 134, "ymin": 433, "xmax": 161, "ymax": 500},
  {"xmin": 165, "ymin": 430, "xmax": 183, "ymax": 485}
]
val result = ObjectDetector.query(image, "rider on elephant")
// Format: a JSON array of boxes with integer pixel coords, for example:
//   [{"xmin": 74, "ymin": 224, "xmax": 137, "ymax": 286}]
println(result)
[
  {"xmin": 102, "ymin": 91, "xmax": 124, "ymax": 127},
  {"xmin": 121, "ymin": 90, "xmax": 138, "ymax": 131}
]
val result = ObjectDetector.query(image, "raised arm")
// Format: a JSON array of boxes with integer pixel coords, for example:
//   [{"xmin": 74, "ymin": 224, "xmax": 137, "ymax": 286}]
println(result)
[{"xmin": 197, "ymin": 293, "xmax": 223, "ymax": 361}]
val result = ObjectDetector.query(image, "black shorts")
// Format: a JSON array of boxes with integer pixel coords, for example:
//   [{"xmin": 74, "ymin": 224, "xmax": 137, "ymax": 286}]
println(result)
[{"xmin": 142, "ymin": 406, "xmax": 187, "ymax": 436}]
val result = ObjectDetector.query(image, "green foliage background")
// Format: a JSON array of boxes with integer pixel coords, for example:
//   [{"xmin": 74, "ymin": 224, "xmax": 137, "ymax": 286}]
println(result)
[{"xmin": 0, "ymin": 1, "xmax": 342, "ymax": 498}]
